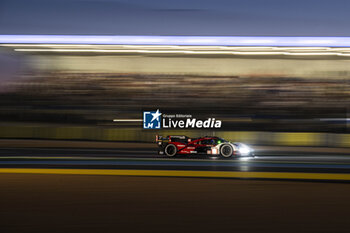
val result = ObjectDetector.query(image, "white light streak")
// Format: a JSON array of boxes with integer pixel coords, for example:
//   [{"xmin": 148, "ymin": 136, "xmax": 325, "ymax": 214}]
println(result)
[
  {"xmin": 14, "ymin": 48, "xmax": 350, "ymax": 57},
  {"xmin": 113, "ymin": 119, "xmax": 143, "ymax": 122},
  {"xmin": 3, "ymin": 35, "xmax": 350, "ymax": 47}
]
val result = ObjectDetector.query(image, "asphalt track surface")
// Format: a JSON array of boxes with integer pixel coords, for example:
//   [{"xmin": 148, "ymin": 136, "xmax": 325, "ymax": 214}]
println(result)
[
  {"xmin": 0, "ymin": 146, "xmax": 350, "ymax": 181},
  {"xmin": 1, "ymin": 143, "xmax": 350, "ymax": 232},
  {"xmin": 1, "ymin": 174, "xmax": 350, "ymax": 233}
]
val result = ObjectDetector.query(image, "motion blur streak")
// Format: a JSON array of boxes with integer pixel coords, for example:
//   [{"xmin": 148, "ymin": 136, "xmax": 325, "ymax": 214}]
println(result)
[
  {"xmin": 3, "ymin": 36, "xmax": 350, "ymax": 144},
  {"xmin": 1, "ymin": 168, "xmax": 350, "ymax": 181},
  {"xmin": 113, "ymin": 119, "xmax": 143, "ymax": 122},
  {"xmin": 4, "ymin": 35, "xmax": 350, "ymax": 46},
  {"xmin": 0, "ymin": 44, "xmax": 338, "ymax": 51},
  {"xmin": 12, "ymin": 48, "xmax": 350, "ymax": 56}
]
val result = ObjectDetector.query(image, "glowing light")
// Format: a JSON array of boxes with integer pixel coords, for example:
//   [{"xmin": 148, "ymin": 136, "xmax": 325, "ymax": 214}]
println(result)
[
  {"xmin": 239, "ymin": 147, "xmax": 251, "ymax": 155},
  {"xmin": 0, "ymin": 44, "xmax": 95, "ymax": 47},
  {"xmin": 14, "ymin": 48, "xmax": 350, "ymax": 57},
  {"xmin": 239, "ymin": 157, "xmax": 251, "ymax": 161},
  {"xmin": 113, "ymin": 119, "xmax": 143, "ymax": 122},
  {"xmin": 2, "ymin": 35, "xmax": 350, "ymax": 47}
]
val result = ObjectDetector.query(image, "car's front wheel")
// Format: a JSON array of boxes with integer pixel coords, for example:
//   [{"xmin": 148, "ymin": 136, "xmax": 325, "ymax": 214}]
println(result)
[
  {"xmin": 220, "ymin": 144, "xmax": 233, "ymax": 158},
  {"xmin": 164, "ymin": 144, "xmax": 177, "ymax": 157}
]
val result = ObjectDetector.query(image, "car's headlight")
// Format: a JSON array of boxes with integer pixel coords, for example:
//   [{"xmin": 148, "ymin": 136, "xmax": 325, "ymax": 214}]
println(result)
[{"xmin": 238, "ymin": 144, "xmax": 253, "ymax": 155}]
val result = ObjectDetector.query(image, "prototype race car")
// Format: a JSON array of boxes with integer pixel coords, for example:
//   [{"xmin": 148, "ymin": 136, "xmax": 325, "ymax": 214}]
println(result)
[{"xmin": 156, "ymin": 135, "xmax": 254, "ymax": 158}]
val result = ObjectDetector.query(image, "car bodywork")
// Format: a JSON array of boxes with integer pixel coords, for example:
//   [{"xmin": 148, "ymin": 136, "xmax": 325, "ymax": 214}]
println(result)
[{"xmin": 156, "ymin": 135, "xmax": 254, "ymax": 158}]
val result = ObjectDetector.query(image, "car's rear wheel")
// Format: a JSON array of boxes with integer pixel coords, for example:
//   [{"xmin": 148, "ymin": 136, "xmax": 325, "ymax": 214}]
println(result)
[
  {"xmin": 220, "ymin": 144, "xmax": 233, "ymax": 158},
  {"xmin": 164, "ymin": 144, "xmax": 177, "ymax": 157}
]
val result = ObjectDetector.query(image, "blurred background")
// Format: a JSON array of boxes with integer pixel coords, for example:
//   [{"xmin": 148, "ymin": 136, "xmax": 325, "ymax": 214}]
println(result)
[
  {"xmin": 3, "ymin": 2, "xmax": 350, "ymax": 232},
  {"xmin": 1, "ymin": 0, "xmax": 350, "ymax": 146}
]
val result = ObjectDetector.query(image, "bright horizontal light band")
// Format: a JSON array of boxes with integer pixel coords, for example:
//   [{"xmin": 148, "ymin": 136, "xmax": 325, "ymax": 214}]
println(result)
[
  {"xmin": 13, "ymin": 48, "xmax": 350, "ymax": 56},
  {"xmin": 113, "ymin": 119, "xmax": 143, "ymax": 122},
  {"xmin": 3, "ymin": 35, "xmax": 350, "ymax": 47}
]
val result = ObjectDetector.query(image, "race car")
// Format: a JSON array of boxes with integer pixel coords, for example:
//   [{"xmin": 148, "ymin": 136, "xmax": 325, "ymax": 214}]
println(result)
[{"xmin": 156, "ymin": 135, "xmax": 254, "ymax": 158}]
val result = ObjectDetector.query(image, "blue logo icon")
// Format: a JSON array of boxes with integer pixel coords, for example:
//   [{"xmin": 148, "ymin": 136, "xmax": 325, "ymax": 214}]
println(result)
[{"xmin": 143, "ymin": 109, "xmax": 162, "ymax": 129}]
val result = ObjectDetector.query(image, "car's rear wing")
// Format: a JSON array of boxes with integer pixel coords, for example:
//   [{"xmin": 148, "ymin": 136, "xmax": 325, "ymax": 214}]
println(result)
[{"xmin": 156, "ymin": 135, "xmax": 191, "ymax": 143}]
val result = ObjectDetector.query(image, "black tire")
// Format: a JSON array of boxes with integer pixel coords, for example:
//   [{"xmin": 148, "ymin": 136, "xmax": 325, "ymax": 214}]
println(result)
[
  {"xmin": 164, "ymin": 144, "xmax": 177, "ymax": 157},
  {"xmin": 220, "ymin": 144, "xmax": 233, "ymax": 158}
]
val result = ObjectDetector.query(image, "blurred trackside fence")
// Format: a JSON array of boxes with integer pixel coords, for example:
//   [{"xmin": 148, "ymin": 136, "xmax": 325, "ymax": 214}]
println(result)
[{"xmin": 0, "ymin": 125, "xmax": 350, "ymax": 147}]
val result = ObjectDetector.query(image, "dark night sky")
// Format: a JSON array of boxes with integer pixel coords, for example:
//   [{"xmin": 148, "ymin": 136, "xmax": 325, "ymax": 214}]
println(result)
[{"xmin": 0, "ymin": 0, "xmax": 349, "ymax": 36}]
